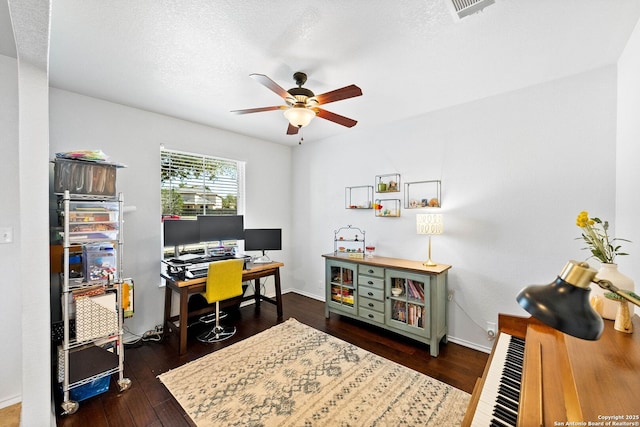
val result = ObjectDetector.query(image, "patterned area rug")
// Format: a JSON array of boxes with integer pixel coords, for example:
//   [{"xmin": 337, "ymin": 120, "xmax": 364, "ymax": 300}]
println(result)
[{"xmin": 158, "ymin": 318, "xmax": 470, "ymax": 426}]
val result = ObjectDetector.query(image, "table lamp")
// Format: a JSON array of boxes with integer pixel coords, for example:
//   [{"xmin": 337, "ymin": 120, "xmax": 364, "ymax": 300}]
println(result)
[
  {"xmin": 416, "ymin": 213, "xmax": 443, "ymax": 266},
  {"xmin": 516, "ymin": 260, "xmax": 640, "ymax": 340}
]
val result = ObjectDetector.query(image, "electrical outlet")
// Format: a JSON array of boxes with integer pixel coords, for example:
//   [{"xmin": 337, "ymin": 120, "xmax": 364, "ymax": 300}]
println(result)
[
  {"xmin": 447, "ymin": 290, "xmax": 454, "ymax": 301},
  {"xmin": 486, "ymin": 321, "xmax": 497, "ymax": 341}
]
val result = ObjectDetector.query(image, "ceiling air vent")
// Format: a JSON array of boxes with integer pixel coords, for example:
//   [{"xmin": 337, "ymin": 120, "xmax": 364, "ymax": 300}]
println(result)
[{"xmin": 448, "ymin": 0, "xmax": 495, "ymax": 20}]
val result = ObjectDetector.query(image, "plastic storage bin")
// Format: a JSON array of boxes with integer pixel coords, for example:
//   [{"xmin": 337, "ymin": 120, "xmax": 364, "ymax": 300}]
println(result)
[
  {"xmin": 53, "ymin": 159, "xmax": 117, "ymax": 196},
  {"xmin": 69, "ymin": 375, "xmax": 111, "ymax": 402}
]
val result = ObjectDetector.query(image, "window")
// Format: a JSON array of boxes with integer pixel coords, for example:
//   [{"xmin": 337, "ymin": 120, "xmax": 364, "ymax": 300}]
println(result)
[
  {"xmin": 161, "ymin": 148, "xmax": 244, "ymax": 218},
  {"xmin": 161, "ymin": 148, "xmax": 245, "ymax": 256}
]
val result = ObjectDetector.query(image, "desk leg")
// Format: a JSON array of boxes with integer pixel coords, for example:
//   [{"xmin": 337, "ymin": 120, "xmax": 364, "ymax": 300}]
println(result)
[
  {"xmin": 254, "ymin": 278, "xmax": 261, "ymax": 308},
  {"xmin": 163, "ymin": 285, "xmax": 172, "ymax": 331},
  {"xmin": 274, "ymin": 268, "xmax": 283, "ymax": 318},
  {"xmin": 179, "ymin": 288, "xmax": 189, "ymax": 356}
]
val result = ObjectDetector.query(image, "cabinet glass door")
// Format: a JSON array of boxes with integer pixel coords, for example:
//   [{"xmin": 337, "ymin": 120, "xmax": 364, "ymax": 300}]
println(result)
[
  {"xmin": 386, "ymin": 270, "xmax": 430, "ymax": 336},
  {"xmin": 328, "ymin": 262, "xmax": 356, "ymax": 311}
]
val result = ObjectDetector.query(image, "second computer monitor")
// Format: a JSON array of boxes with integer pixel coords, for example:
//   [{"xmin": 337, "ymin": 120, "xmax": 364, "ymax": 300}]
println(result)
[
  {"xmin": 163, "ymin": 219, "xmax": 200, "ymax": 247},
  {"xmin": 198, "ymin": 215, "xmax": 244, "ymax": 242},
  {"xmin": 244, "ymin": 228, "xmax": 282, "ymax": 252}
]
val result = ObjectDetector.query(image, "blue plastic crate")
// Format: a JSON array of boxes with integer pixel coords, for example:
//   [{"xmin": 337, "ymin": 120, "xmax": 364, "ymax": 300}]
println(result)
[{"xmin": 70, "ymin": 375, "xmax": 110, "ymax": 401}]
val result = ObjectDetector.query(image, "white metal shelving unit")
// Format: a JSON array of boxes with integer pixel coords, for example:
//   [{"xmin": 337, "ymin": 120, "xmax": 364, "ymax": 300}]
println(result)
[{"xmin": 59, "ymin": 190, "xmax": 131, "ymax": 415}]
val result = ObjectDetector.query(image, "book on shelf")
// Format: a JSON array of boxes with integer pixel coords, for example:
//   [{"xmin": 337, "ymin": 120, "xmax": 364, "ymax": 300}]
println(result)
[
  {"xmin": 407, "ymin": 279, "xmax": 425, "ymax": 301},
  {"xmin": 407, "ymin": 304, "xmax": 425, "ymax": 327}
]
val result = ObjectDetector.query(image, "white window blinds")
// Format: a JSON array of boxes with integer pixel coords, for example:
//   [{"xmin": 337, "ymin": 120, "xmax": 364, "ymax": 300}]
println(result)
[{"xmin": 161, "ymin": 149, "xmax": 242, "ymax": 218}]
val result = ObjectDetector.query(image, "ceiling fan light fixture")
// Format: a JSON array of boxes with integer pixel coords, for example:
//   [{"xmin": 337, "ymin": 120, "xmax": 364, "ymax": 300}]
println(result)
[{"xmin": 284, "ymin": 106, "xmax": 315, "ymax": 128}]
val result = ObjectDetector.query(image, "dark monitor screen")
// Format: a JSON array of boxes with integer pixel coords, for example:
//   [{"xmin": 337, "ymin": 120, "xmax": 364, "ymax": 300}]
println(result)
[
  {"xmin": 244, "ymin": 228, "xmax": 282, "ymax": 251},
  {"xmin": 163, "ymin": 219, "xmax": 200, "ymax": 247},
  {"xmin": 198, "ymin": 215, "xmax": 244, "ymax": 241}
]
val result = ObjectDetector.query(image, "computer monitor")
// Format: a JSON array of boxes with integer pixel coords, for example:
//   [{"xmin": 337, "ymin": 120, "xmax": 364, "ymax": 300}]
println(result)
[
  {"xmin": 197, "ymin": 215, "xmax": 244, "ymax": 242},
  {"xmin": 244, "ymin": 228, "xmax": 281, "ymax": 263},
  {"xmin": 163, "ymin": 219, "xmax": 200, "ymax": 248}
]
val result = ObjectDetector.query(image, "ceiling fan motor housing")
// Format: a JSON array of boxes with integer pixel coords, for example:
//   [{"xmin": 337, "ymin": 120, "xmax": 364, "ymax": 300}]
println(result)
[
  {"xmin": 233, "ymin": 71, "xmax": 362, "ymax": 134},
  {"xmin": 286, "ymin": 87, "xmax": 317, "ymax": 108}
]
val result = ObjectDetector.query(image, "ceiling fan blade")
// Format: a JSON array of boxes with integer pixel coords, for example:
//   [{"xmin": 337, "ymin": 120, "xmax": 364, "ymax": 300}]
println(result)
[
  {"xmin": 286, "ymin": 123, "xmax": 299, "ymax": 135},
  {"xmin": 231, "ymin": 106, "xmax": 287, "ymax": 114},
  {"xmin": 250, "ymin": 74, "xmax": 292, "ymax": 99},
  {"xmin": 315, "ymin": 85, "xmax": 362, "ymax": 105},
  {"xmin": 315, "ymin": 108, "xmax": 358, "ymax": 128}
]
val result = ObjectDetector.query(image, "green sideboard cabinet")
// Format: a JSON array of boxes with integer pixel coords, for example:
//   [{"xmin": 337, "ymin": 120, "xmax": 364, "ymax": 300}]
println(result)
[{"xmin": 323, "ymin": 254, "xmax": 450, "ymax": 357}]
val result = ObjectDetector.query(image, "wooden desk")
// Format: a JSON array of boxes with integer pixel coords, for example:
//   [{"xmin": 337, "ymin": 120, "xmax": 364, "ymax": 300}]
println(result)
[{"xmin": 163, "ymin": 261, "xmax": 284, "ymax": 355}]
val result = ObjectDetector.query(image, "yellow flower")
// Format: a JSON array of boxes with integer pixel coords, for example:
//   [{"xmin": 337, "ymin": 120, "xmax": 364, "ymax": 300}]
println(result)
[{"xmin": 575, "ymin": 211, "xmax": 630, "ymax": 263}]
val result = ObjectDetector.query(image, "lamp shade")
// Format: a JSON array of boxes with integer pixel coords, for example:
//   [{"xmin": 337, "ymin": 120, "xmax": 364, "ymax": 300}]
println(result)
[
  {"xmin": 283, "ymin": 106, "xmax": 315, "ymax": 128},
  {"xmin": 516, "ymin": 261, "xmax": 604, "ymax": 340},
  {"xmin": 416, "ymin": 213, "xmax": 443, "ymax": 235}
]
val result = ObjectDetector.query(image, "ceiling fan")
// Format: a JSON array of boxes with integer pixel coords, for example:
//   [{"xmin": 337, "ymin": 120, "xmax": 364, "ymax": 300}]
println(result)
[{"xmin": 231, "ymin": 72, "xmax": 362, "ymax": 135}]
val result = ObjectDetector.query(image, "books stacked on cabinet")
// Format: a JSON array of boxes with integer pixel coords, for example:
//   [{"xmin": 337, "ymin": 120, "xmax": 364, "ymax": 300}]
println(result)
[{"xmin": 406, "ymin": 279, "xmax": 425, "ymax": 301}]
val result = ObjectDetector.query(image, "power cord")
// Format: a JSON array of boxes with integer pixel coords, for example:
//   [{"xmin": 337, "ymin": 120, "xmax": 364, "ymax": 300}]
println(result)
[
  {"xmin": 123, "ymin": 325, "xmax": 164, "ymax": 347},
  {"xmin": 451, "ymin": 295, "xmax": 495, "ymax": 340}
]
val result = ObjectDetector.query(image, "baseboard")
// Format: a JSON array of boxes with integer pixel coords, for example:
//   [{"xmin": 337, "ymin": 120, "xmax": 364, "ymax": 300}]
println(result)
[
  {"xmin": 0, "ymin": 395, "xmax": 21, "ymax": 411},
  {"xmin": 446, "ymin": 336, "xmax": 492, "ymax": 354},
  {"xmin": 286, "ymin": 289, "xmax": 324, "ymax": 302}
]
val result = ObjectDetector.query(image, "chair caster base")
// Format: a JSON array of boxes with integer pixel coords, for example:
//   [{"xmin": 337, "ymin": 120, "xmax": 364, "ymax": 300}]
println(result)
[{"xmin": 197, "ymin": 326, "xmax": 236, "ymax": 343}]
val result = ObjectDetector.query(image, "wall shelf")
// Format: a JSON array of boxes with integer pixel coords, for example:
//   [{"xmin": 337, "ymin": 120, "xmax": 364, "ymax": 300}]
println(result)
[
  {"xmin": 404, "ymin": 180, "xmax": 441, "ymax": 209},
  {"xmin": 375, "ymin": 173, "xmax": 401, "ymax": 193},
  {"xmin": 345, "ymin": 186, "xmax": 373, "ymax": 209},
  {"xmin": 374, "ymin": 199, "xmax": 401, "ymax": 217}
]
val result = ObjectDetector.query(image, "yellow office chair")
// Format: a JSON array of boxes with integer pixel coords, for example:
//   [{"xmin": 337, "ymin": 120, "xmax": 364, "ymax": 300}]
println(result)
[{"xmin": 197, "ymin": 259, "xmax": 244, "ymax": 343}]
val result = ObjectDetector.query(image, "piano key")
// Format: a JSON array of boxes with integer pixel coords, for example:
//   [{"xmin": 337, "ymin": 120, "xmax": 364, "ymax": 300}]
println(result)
[
  {"xmin": 470, "ymin": 332, "xmax": 524, "ymax": 426},
  {"xmin": 498, "ymin": 384, "xmax": 520, "ymax": 402},
  {"xmin": 490, "ymin": 419, "xmax": 512, "ymax": 427},
  {"xmin": 500, "ymin": 376, "xmax": 521, "ymax": 393},
  {"xmin": 497, "ymin": 395, "xmax": 518, "ymax": 412},
  {"xmin": 493, "ymin": 404, "xmax": 517, "ymax": 426}
]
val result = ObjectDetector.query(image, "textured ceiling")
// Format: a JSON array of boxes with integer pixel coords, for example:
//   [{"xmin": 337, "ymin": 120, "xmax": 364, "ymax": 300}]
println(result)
[{"xmin": 3, "ymin": 1, "xmax": 640, "ymax": 145}]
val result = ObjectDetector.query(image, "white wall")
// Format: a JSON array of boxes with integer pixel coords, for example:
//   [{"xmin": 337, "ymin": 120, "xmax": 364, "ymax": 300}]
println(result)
[
  {"xmin": 617, "ymin": 18, "xmax": 640, "ymax": 314},
  {"xmin": 0, "ymin": 54, "xmax": 22, "ymax": 408},
  {"xmin": 49, "ymin": 89, "xmax": 293, "ymax": 338},
  {"xmin": 17, "ymin": 59, "xmax": 53, "ymax": 427},
  {"xmin": 292, "ymin": 66, "xmax": 618, "ymax": 352}
]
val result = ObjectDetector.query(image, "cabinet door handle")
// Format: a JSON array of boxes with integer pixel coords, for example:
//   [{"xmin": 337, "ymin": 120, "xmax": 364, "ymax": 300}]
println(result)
[
  {"xmin": 368, "ymin": 314, "xmax": 374, "ymax": 319},
  {"xmin": 368, "ymin": 280, "xmax": 373, "ymax": 285},
  {"xmin": 368, "ymin": 303, "xmax": 374, "ymax": 307},
  {"xmin": 368, "ymin": 292, "xmax": 374, "ymax": 296},
  {"xmin": 368, "ymin": 269, "xmax": 374, "ymax": 274}
]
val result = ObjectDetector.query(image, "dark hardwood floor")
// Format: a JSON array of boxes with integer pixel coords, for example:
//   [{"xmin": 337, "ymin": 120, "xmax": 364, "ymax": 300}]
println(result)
[{"xmin": 55, "ymin": 292, "xmax": 488, "ymax": 426}]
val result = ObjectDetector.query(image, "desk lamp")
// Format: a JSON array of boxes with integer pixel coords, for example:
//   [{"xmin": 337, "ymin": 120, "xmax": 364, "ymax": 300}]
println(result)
[
  {"xmin": 416, "ymin": 213, "xmax": 443, "ymax": 267},
  {"xmin": 516, "ymin": 260, "xmax": 640, "ymax": 340}
]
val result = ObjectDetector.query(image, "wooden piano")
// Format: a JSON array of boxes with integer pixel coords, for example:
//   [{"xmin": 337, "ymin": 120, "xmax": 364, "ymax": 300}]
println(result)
[{"xmin": 463, "ymin": 313, "xmax": 640, "ymax": 427}]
